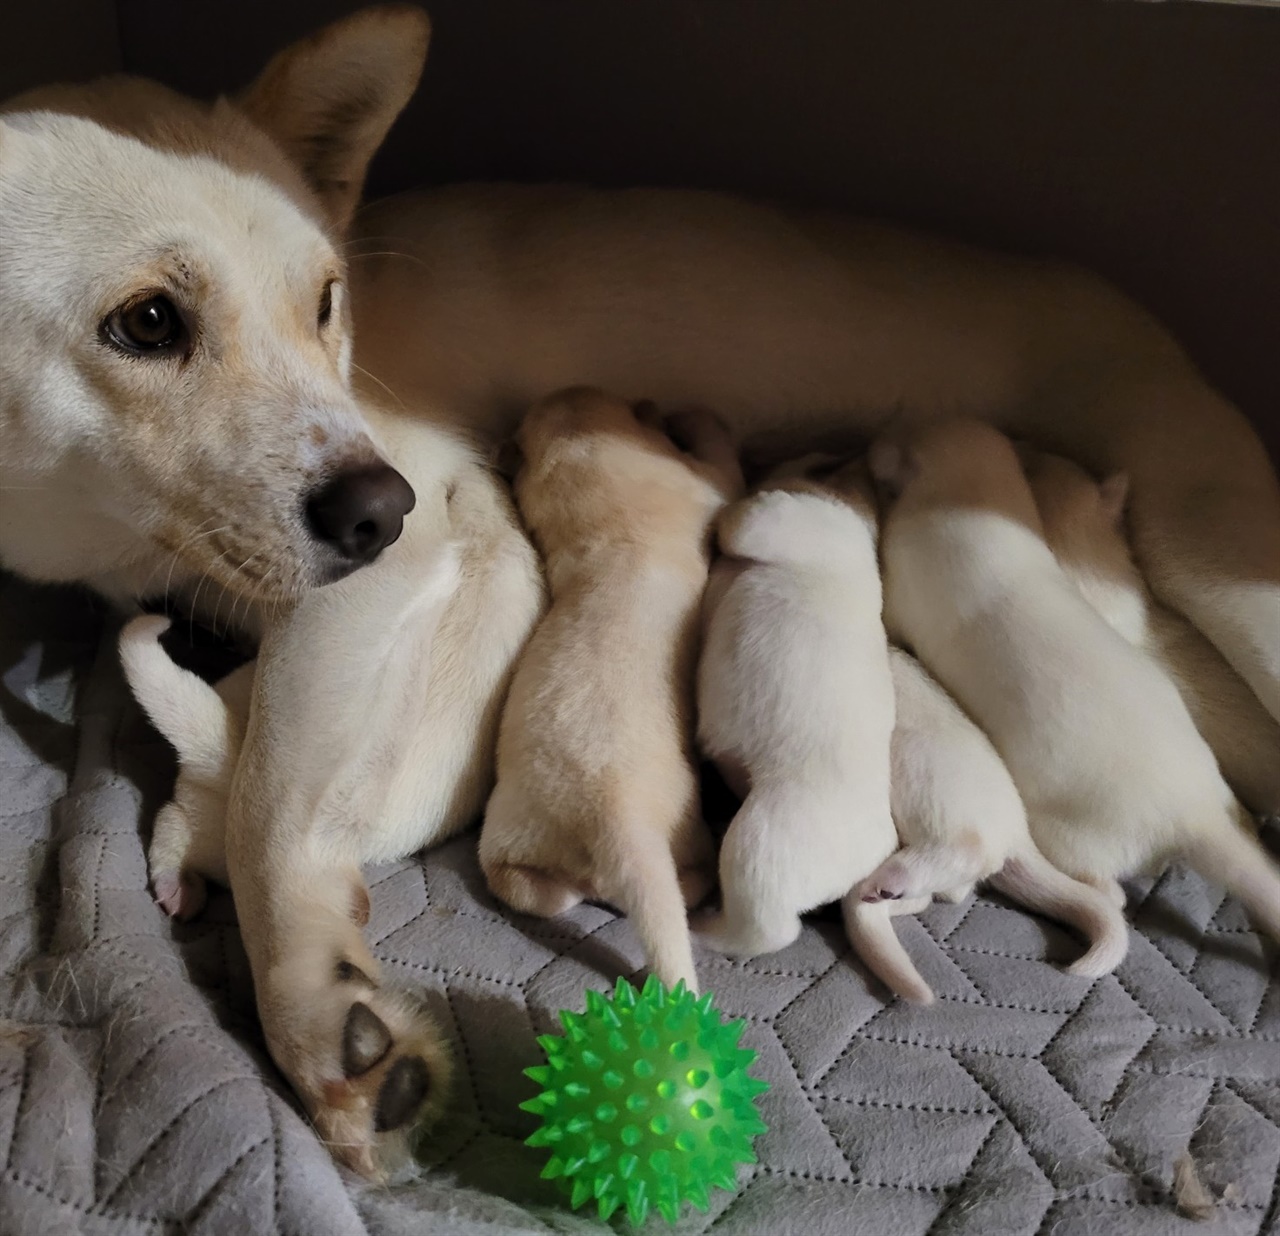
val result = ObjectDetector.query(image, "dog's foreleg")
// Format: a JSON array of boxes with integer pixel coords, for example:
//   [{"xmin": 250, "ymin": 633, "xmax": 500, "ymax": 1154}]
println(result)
[{"xmin": 226, "ymin": 533, "xmax": 461, "ymax": 1181}]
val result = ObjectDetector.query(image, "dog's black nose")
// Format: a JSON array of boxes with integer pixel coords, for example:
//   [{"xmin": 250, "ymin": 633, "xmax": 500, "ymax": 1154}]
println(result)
[{"xmin": 305, "ymin": 465, "xmax": 416, "ymax": 565}]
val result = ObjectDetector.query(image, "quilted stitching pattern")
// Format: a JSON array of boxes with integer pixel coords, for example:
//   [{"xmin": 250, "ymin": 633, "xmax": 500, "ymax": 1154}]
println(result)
[{"xmin": 0, "ymin": 573, "xmax": 1277, "ymax": 1236}]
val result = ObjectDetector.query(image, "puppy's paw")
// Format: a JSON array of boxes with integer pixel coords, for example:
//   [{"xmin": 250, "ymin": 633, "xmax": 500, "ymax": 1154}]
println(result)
[
  {"xmin": 858, "ymin": 858, "xmax": 911, "ymax": 904},
  {"xmin": 311, "ymin": 984, "xmax": 452, "ymax": 1180},
  {"xmin": 152, "ymin": 869, "xmax": 208, "ymax": 921}
]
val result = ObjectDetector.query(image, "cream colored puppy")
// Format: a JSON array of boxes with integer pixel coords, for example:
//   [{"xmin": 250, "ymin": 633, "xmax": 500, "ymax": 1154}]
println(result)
[
  {"xmin": 872, "ymin": 419, "xmax": 1280, "ymax": 942},
  {"xmin": 1022, "ymin": 448, "xmax": 1280, "ymax": 820},
  {"xmin": 480, "ymin": 388, "xmax": 742, "ymax": 992},
  {"xmin": 696, "ymin": 462, "xmax": 908, "ymax": 989},
  {"xmin": 850, "ymin": 648, "xmax": 1130, "ymax": 1000}
]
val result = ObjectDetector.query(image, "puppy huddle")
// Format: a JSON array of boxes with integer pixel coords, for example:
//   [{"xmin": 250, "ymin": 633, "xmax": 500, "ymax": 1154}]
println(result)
[
  {"xmin": 121, "ymin": 390, "xmax": 1280, "ymax": 1010},
  {"xmin": 479, "ymin": 393, "xmax": 1280, "ymax": 1003}
]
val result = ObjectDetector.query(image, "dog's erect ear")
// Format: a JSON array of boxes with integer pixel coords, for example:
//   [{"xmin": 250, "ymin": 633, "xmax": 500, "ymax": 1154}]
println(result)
[
  {"xmin": 1098, "ymin": 472, "xmax": 1130, "ymax": 525},
  {"xmin": 236, "ymin": 6, "xmax": 430, "ymax": 235}
]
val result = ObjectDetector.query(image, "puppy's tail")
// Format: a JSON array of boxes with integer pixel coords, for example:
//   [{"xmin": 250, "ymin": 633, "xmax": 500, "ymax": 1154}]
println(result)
[
  {"xmin": 841, "ymin": 895, "xmax": 935, "ymax": 1005},
  {"xmin": 989, "ymin": 847, "xmax": 1129, "ymax": 977},
  {"xmin": 603, "ymin": 830, "xmax": 701, "ymax": 995},
  {"xmin": 118, "ymin": 615, "xmax": 239, "ymax": 783},
  {"xmin": 1185, "ymin": 811, "xmax": 1280, "ymax": 944}
]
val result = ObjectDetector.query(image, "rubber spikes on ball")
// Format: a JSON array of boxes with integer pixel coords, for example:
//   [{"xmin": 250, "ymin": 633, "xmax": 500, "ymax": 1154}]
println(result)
[{"xmin": 521, "ymin": 975, "xmax": 770, "ymax": 1226}]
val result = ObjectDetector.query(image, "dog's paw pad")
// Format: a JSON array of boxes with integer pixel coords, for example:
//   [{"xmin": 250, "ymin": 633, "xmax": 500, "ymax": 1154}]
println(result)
[
  {"xmin": 153, "ymin": 870, "xmax": 207, "ymax": 920},
  {"xmin": 374, "ymin": 1056, "xmax": 432, "ymax": 1132},
  {"xmin": 342, "ymin": 1003, "xmax": 393, "ymax": 1077}
]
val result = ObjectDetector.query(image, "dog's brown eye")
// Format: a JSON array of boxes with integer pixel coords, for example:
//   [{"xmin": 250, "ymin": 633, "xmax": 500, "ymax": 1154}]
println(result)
[
  {"xmin": 318, "ymin": 280, "xmax": 335, "ymax": 329},
  {"xmin": 103, "ymin": 295, "xmax": 187, "ymax": 356}
]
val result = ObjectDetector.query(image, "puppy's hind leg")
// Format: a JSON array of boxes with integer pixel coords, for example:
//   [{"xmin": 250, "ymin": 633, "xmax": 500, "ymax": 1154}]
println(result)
[
  {"xmin": 1185, "ymin": 811, "xmax": 1280, "ymax": 945},
  {"xmin": 480, "ymin": 859, "xmax": 584, "ymax": 919},
  {"xmin": 858, "ymin": 832, "xmax": 990, "ymax": 904},
  {"xmin": 696, "ymin": 785, "xmax": 853, "ymax": 960}
]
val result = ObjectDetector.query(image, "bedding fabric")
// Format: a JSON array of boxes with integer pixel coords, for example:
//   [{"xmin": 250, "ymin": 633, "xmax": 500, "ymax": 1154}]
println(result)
[{"xmin": 0, "ymin": 573, "xmax": 1277, "ymax": 1236}]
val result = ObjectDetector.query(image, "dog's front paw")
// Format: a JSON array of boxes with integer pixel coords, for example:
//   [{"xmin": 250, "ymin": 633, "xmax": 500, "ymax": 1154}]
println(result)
[
  {"xmin": 313, "ymin": 985, "xmax": 452, "ymax": 1179},
  {"xmin": 261, "ymin": 950, "xmax": 453, "ymax": 1182}
]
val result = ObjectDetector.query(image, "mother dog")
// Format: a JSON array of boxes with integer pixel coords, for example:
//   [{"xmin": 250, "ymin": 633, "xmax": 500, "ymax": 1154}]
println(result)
[{"xmin": 2, "ymin": 5, "xmax": 1277, "ymax": 1177}]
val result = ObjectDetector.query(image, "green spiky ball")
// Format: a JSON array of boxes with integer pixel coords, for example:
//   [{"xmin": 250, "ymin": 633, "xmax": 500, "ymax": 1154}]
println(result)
[{"xmin": 522, "ymin": 976, "xmax": 769, "ymax": 1226}]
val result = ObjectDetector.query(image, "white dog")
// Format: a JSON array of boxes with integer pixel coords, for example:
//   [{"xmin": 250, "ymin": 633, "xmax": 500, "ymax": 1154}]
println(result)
[
  {"xmin": 872, "ymin": 419, "xmax": 1280, "ymax": 942},
  {"xmin": 695, "ymin": 462, "xmax": 916, "ymax": 993},
  {"xmin": 1022, "ymin": 447, "xmax": 1280, "ymax": 819},
  {"xmin": 480, "ymin": 390, "xmax": 741, "ymax": 993},
  {"xmin": 851, "ymin": 648, "xmax": 1130, "ymax": 1000}
]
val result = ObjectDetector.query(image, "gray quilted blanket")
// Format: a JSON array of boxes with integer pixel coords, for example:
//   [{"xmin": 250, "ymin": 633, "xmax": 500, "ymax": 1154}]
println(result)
[{"xmin": 1, "ymin": 571, "xmax": 1278, "ymax": 1236}]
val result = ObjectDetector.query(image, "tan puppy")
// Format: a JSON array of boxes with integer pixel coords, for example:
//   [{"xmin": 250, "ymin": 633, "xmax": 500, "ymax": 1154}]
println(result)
[
  {"xmin": 695, "ymin": 461, "xmax": 909, "ymax": 992},
  {"xmin": 872, "ymin": 419, "xmax": 1280, "ymax": 944},
  {"xmin": 1022, "ymin": 448, "xmax": 1280, "ymax": 820},
  {"xmin": 850, "ymin": 648, "xmax": 1130, "ymax": 1000},
  {"xmin": 480, "ymin": 388, "xmax": 742, "ymax": 992}
]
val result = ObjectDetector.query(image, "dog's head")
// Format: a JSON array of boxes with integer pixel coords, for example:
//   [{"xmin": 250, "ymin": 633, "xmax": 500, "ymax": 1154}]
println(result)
[{"xmin": 0, "ymin": 7, "xmax": 429, "ymax": 603}]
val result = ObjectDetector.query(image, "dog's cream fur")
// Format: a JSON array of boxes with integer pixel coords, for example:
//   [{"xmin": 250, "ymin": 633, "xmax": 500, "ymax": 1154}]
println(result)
[
  {"xmin": 695, "ymin": 463, "xmax": 903, "ymax": 983},
  {"xmin": 480, "ymin": 389, "xmax": 740, "ymax": 992},
  {"xmin": 852, "ymin": 648, "xmax": 1129, "ymax": 999},
  {"xmin": 0, "ymin": 3, "xmax": 1276, "ymax": 1177},
  {"xmin": 1022, "ymin": 448, "xmax": 1280, "ymax": 819},
  {"xmin": 872, "ymin": 419, "xmax": 1280, "ymax": 944}
]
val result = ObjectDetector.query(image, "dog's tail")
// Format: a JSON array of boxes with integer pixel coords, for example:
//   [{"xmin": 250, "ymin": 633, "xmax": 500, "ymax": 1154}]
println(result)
[
  {"xmin": 118, "ymin": 615, "xmax": 239, "ymax": 783},
  {"xmin": 603, "ymin": 829, "xmax": 700, "ymax": 995},
  {"xmin": 988, "ymin": 847, "xmax": 1129, "ymax": 977},
  {"xmin": 841, "ymin": 895, "xmax": 935, "ymax": 1005},
  {"xmin": 1184, "ymin": 810, "xmax": 1280, "ymax": 944}
]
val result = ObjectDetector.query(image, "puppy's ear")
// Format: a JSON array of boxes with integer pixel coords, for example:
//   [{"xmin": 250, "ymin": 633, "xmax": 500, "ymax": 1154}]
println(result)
[
  {"xmin": 867, "ymin": 436, "xmax": 917, "ymax": 502},
  {"xmin": 236, "ymin": 6, "xmax": 430, "ymax": 235},
  {"xmin": 1098, "ymin": 472, "xmax": 1130, "ymax": 525}
]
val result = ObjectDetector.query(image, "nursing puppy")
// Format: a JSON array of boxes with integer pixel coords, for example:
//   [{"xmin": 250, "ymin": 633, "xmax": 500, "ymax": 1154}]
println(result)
[
  {"xmin": 695, "ymin": 460, "xmax": 913, "ymax": 989},
  {"xmin": 1021, "ymin": 448, "xmax": 1280, "ymax": 820},
  {"xmin": 851, "ymin": 648, "xmax": 1130, "ymax": 999},
  {"xmin": 871, "ymin": 419, "xmax": 1280, "ymax": 942},
  {"xmin": 118, "ymin": 615, "xmax": 252, "ymax": 921},
  {"xmin": 479, "ymin": 388, "xmax": 741, "ymax": 992}
]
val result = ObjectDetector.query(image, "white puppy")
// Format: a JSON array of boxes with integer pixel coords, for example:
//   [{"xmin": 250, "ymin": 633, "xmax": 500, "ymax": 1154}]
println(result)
[
  {"xmin": 872, "ymin": 419, "xmax": 1280, "ymax": 943},
  {"xmin": 850, "ymin": 648, "xmax": 1130, "ymax": 999},
  {"xmin": 1021, "ymin": 447, "xmax": 1280, "ymax": 820},
  {"xmin": 696, "ymin": 461, "xmax": 914, "ymax": 993},
  {"xmin": 480, "ymin": 388, "xmax": 742, "ymax": 993}
]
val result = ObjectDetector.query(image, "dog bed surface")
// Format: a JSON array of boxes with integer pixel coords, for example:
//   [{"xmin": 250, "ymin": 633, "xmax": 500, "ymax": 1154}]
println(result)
[{"xmin": 0, "ymin": 574, "xmax": 1278, "ymax": 1236}]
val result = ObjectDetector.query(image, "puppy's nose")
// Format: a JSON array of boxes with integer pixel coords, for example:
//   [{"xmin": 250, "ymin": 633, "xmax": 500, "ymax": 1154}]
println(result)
[{"xmin": 305, "ymin": 464, "xmax": 416, "ymax": 565}]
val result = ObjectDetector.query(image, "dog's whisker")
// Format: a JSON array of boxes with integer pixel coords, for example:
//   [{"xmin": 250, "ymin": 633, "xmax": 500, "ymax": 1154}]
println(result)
[
  {"xmin": 350, "ymin": 361, "xmax": 407, "ymax": 412},
  {"xmin": 342, "ymin": 250, "xmax": 428, "ymax": 270}
]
